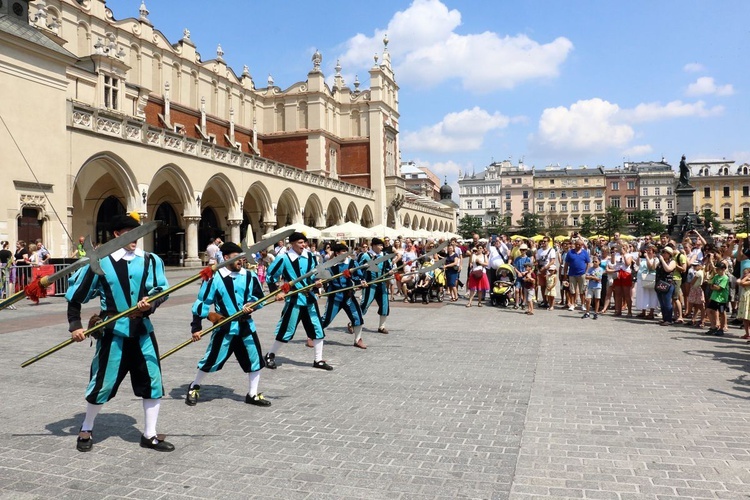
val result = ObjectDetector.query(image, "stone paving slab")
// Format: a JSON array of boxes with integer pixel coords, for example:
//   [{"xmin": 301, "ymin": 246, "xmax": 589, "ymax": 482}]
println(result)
[{"xmin": 0, "ymin": 270, "xmax": 749, "ymax": 499}]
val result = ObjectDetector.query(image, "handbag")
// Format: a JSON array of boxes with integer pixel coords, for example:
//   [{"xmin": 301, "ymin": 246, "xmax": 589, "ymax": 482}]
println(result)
[
  {"xmin": 655, "ymin": 280, "xmax": 671, "ymax": 293},
  {"xmin": 641, "ymin": 273, "xmax": 656, "ymax": 289},
  {"xmin": 471, "ymin": 267, "xmax": 484, "ymax": 279}
]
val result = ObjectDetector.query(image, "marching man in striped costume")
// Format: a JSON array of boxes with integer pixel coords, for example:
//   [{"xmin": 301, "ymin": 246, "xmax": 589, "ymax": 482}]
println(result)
[
  {"xmin": 186, "ymin": 242, "xmax": 273, "ymax": 408},
  {"xmin": 320, "ymin": 243, "xmax": 367, "ymax": 349},
  {"xmin": 67, "ymin": 213, "xmax": 173, "ymax": 453},
  {"xmin": 264, "ymin": 231, "xmax": 333, "ymax": 370},
  {"xmin": 359, "ymin": 237, "xmax": 393, "ymax": 334}
]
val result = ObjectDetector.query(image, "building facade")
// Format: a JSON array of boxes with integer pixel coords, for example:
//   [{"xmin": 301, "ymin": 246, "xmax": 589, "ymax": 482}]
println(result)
[
  {"xmin": 630, "ymin": 161, "xmax": 676, "ymax": 224},
  {"xmin": 688, "ymin": 159, "xmax": 750, "ymax": 223},
  {"xmin": 604, "ymin": 166, "xmax": 639, "ymax": 226},
  {"xmin": 401, "ymin": 161, "xmax": 441, "ymax": 201},
  {"xmin": 533, "ymin": 166, "xmax": 606, "ymax": 231},
  {"xmin": 0, "ymin": 0, "xmax": 454, "ymax": 265}
]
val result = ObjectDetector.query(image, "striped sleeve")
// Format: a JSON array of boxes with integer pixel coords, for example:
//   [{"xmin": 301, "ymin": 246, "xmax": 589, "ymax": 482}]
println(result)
[
  {"xmin": 266, "ymin": 254, "xmax": 285, "ymax": 284},
  {"xmin": 65, "ymin": 266, "xmax": 100, "ymax": 332},
  {"xmin": 190, "ymin": 277, "xmax": 216, "ymax": 333}
]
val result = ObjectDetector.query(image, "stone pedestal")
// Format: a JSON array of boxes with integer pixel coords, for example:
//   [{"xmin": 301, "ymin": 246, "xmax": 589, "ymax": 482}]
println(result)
[{"xmin": 669, "ymin": 184, "xmax": 710, "ymax": 242}]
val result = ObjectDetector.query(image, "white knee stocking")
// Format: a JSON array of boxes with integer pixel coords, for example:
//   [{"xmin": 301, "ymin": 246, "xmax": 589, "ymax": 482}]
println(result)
[
  {"xmin": 313, "ymin": 338, "xmax": 324, "ymax": 362},
  {"xmin": 353, "ymin": 325, "xmax": 363, "ymax": 342},
  {"xmin": 379, "ymin": 315, "xmax": 387, "ymax": 328},
  {"xmin": 81, "ymin": 403, "xmax": 102, "ymax": 431},
  {"xmin": 191, "ymin": 370, "xmax": 207, "ymax": 388},
  {"xmin": 248, "ymin": 371, "xmax": 260, "ymax": 397},
  {"xmin": 142, "ymin": 399, "xmax": 160, "ymax": 438}
]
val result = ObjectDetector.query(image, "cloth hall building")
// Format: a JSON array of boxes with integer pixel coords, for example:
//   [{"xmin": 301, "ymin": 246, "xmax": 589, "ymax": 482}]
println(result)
[{"xmin": 0, "ymin": 0, "xmax": 455, "ymax": 266}]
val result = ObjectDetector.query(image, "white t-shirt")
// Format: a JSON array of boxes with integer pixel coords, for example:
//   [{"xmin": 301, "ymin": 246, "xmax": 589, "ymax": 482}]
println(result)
[{"xmin": 535, "ymin": 246, "xmax": 557, "ymax": 268}]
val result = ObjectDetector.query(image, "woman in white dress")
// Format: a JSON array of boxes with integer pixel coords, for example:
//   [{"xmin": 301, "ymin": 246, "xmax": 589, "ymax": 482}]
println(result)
[{"xmin": 635, "ymin": 245, "xmax": 658, "ymax": 319}]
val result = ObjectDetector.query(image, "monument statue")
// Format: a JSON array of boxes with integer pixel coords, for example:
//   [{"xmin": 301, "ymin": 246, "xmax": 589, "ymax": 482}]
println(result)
[{"xmin": 678, "ymin": 154, "xmax": 690, "ymax": 186}]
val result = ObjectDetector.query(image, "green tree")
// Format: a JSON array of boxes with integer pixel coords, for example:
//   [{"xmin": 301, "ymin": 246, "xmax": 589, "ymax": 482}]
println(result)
[
  {"xmin": 457, "ymin": 215, "xmax": 484, "ymax": 239},
  {"xmin": 597, "ymin": 206, "xmax": 628, "ymax": 238},
  {"xmin": 701, "ymin": 209, "xmax": 726, "ymax": 235},
  {"xmin": 732, "ymin": 211, "xmax": 750, "ymax": 234},
  {"xmin": 547, "ymin": 216, "xmax": 568, "ymax": 238},
  {"xmin": 631, "ymin": 209, "xmax": 665, "ymax": 236},
  {"xmin": 486, "ymin": 218, "xmax": 509, "ymax": 238},
  {"xmin": 579, "ymin": 215, "xmax": 597, "ymax": 237},
  {"xmin": 516, "ymin": 213, "xmax": 544, "ymax": 238}
]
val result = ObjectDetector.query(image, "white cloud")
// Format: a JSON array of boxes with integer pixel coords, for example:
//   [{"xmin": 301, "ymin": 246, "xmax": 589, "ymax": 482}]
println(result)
[
  {"xmin": 401, "ymin": 107, "xmax": 510, "ymax": 153},
  {"xmin": 535, "ymin": 98, "xmax": 634, "ymax": 151},
  {"xmin": 622, "ymin": 145, "xmax": 653, "ymax": 157},
  {"xmin": 623, "ymin": 100, "xmax": 724, "ymax": 122},
  {"xmin": 337, "ymin": 0, "xmax": 573, "ymax": 93},
  {"xmin": 683, "ymin": 63, "xmax": 705, "ymax": 73},
  {"xmin": 686, "ymin": 76, "xmax": 734, "ymax": 97},
  {"xmin": 534, "ymin": 98, "xmax": 724, "ymax": 154}
]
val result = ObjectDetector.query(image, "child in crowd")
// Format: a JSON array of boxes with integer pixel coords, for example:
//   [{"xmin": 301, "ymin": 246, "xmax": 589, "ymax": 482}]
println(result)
[
  {"xmin": 737, "ymin": 267, "xmax": 750, "ymax": 340},
  {"xmin": 545, "ymin": 265, "xmax": 558, "ymax": 311},
  {"xmin": 521, "ymin": 262, "xmax": 536, "ymax": 315},
  {"xmin": 687, "ymin": 262, "xmax": 706, "ymax": 328},
  {"xmin": 706, "ymin": 262, "xmax": 730, "ymax": 336},
  {"xmin": 583, "ymin": 256, "xmax": 602, "ymax": 319}
]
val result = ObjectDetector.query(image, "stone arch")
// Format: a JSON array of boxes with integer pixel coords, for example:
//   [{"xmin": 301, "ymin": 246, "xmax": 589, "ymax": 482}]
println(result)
[
  {"xmin": 420, "ymin": 216, "xmax": 426, "ymax": 229},
  {"xmin": 76, "ymin": 21, "xmax": 89, "ymax": 56},
  {"xmin": 426, "ymin": 219, "xmax": 433, "ymax": 231},
  {"xmin": 277, "ymin": 188, "xmax": 301, "ymax": 227},
  {"xmin": 71, "ymin": 152, "xmax": 139, "ymax": 248},
  {"xmin": 386, "ymin": 206, "xmax": 397, "ymax": 229},
  {"xmin": 200, "ymin": 173, "xmax": 239, "ymax": 245},
  {"xmin": 243, "ymin": 181, "xmax": 274, "ymax": 242},
  {"xmin": 438, "ymin": 220, "xmax": 444, "ymax": 232},
  {"xmin": 403, "ymin": 213, "xmax": 411, "ymax": 230},
  {"xmin": 360, "ymin": 205, "xmax": 374, "ymax": 228},
  {"xmin": 129, "ymin": 44, "xmax": 140, "ymax": 82},
  {"xmin": 326, "ymin": 198, "xmax": 344, "ymax": 227},
  {"xmin": 148, "ymin": 164, "xmax": 194, "ymax": 264},
  {"xmin": 303, "ymin": 194, "xmax": 324, "ymax": 228},
  {"xmin": 345, "ymin": 202, "xmax": 359, "ymax": 223},
  {"xmin": 298, "ymin": 101, "xmax": 308, "ymax": 130}
]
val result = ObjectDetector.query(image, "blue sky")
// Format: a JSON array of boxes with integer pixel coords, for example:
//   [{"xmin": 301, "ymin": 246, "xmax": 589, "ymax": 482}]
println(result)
[{"xmin": 108, "ymin": 0, "xmax": 749, "ymax": 193}]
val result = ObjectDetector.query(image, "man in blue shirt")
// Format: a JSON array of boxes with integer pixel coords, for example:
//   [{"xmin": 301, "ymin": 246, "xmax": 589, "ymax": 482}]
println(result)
[{"xmin": 563, "ymin": 238, "xmax": 590, "ymax": 310}]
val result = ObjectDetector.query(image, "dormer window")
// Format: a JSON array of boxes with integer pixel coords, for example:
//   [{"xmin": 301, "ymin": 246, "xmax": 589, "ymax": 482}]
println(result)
[
  {"xmin": 720, "ymin": 166, "xmax": 729, "ymax": 176},
  {"xmin": 740, "ymin": 165, "xmax": 749, "ymax": 175},
  {"xmin": 103, "ymin": 75, "xmax": 120, "ymax": 110},
  {"xmin": 700, "ymin": 167, "xmax": 709, "ymax": 176}
]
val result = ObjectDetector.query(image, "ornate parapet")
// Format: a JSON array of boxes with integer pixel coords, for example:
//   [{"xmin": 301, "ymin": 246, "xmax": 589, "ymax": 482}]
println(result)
[{"xmin": 68, "ymin": 102, "xmax": 375, "ymax": 200}]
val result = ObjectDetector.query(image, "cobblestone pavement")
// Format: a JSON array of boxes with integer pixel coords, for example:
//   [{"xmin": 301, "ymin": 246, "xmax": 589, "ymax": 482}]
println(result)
[{"xmin": 0, "ymin": 269, "xmax": 749, "ymax": 499}]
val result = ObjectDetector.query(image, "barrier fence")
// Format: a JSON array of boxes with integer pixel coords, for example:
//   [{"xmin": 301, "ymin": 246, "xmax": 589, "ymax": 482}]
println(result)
[{"xmin": 0, "ymin": 260, "xmax": 77, "ymax": 299}]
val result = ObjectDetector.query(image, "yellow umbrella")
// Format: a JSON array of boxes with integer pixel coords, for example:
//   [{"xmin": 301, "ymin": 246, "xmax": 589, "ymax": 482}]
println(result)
[
  {"xmin": 510, "ymin": 235, "xmax": 525, "ymax": 240},
  {"xmin": 737, "ymin": 232, "xmax": 748, "ymax": 238},
  {"xmin": 619, "ymin": 234, "xmax": 635, "ymax": 240},
  {"xmin": 554, "ymin": 235, "xmax": 568, "ymax": 242},
  {"xmin": 530, "ymin": 234, "xmax": 545, "ymax": 242}
]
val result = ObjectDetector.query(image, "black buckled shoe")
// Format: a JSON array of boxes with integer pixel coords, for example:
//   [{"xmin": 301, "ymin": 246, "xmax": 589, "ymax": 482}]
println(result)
[
  {"xmin": 312, "ymin": 360, "xmax": 334, "ymax": 371},
  {"xmin": 264, "ymin": 352, "xmax": 277, "ymax": 369},
  {"xmin": 245, "ymin": 393, "xmax": 272, "ymax": 407},
  {"xmin": 185, "ymin": 384, "xmax": 200, "ymax": 406},
  {"xmin": 140, "ymin": 434, "xmax": 175, "ymax": 452},
  {"xmin": 76, "ymin": 429, "xmax": 93, "ymax": 452}
]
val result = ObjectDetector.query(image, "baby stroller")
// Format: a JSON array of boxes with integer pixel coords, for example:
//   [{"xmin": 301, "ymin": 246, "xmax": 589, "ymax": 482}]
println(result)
[
  {"xmin": 428, "ymin": 267, "xmax": 446, "ymax": 302},
  {"xmin": 410, "ymin": 271, "xmax": 434, "ymax": 304},
  {"xmin": 490, "ymin": 264, "xmax": 517, "ymax": 307}
]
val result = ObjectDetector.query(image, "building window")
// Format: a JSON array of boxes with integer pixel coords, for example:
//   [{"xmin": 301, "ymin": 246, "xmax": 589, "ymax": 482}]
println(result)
[
  {"xmin": 466, "ymin": 201, "xmax": 472, "ymax": 210},
  {"xmin": 723, "ymin": 207, "xmax": 731, "ymax": 220},
  {"xmin": 700, "ymin": 167, "xmax": 710, "ymax": 176},
  {"xmin": 572, "ymin": 216, "xmax": 579, "ymax": 226},
  {"xmin": 489, "ymin": 199, "xmax": 496, "ymax": 209},
  {"xmin": 627, "ymin": 213, "xmax": 636, "ymax": 224},
  {"xmin": 505, "ymin": 192, "xmax": 511, "ymax": 200},
  {"xmin": 512, "ymin": 178, "xmax": 521, "ymax": 184},
  {"xmin": 550, "ymin": 179, "xmax": 555, "ymax": 185},
  {"xmin": 595, "ymin": 190, "xmax": 603, "ymax": 198},
  {"xmin": 627, "ymin": 181, "xmax": 635, "ymax": 190},
  {"xmin": 654, "ymin": 187, "xmax": 660, "ymax": 196},
  {"xmin": 744, "ymin": 207, "xmax": 750, "ymax": 215},
  {"xmin": 655, "ymin": 200, "xmax": 661, "ymax": 210},
  {"xmin": 611, "ymin": 181, "xmax": 619, "ymax": 191},
  {"xmin": 560, "ymin": 202, "xmax": 568, "ymax": 212},
  {"xmin": 704, "ymin": 187, "xmax": 710, "ymax": 198},
  {"xmin": 477, "ymin": 200, "xmax": 483, "ymax": 209},
  {"xmin": 642, "ymin": 200, "xmax": 649, "ymax": 210},
  {"xmin": 523, "ymin": 201, "xmax": 529, "ymax": 211},
  {"xmin": 549, "ymin": 191, "xmax": 556, "ymax": 199},
  {"xmin": 572, "ymin": 202, "xmax": 579, "ymax": 211},
  {"xmin": 642, "ymin": 187, "xmax": 648, "ymax": 196},
  {"xmin": 572, "ymin": 190, "xmax": 578, "ymax": 198},
  {"xmin": 610, "ymin": 197, "xmax": 620, "ymax": 208},
  {"xmin": 537, "ymin": 192, "xmax": 544, "ymax": 199},
  {"xmin": 583, "ymin": 202, "xmax": 590, "ymax": 211},
  {"xmin": 666, "ymin": 187, "xmax": 672, "ymax": 195},
  {"xmin": 549, "ymin": 203, "xmax": 556, "ymax": 212},
  {"xmin": 561, "ymin": 191, "xmax": 567, "ymax": 198},
  {"xmin": 104, "ymin": 75, "xmax": 119, "ymax": 110},
  {"xmin": 583, "ymin": 190, "xmax": 590, "ymax": 198},
  {"xmin": 667, "ymin": 199, "xmax": 673, "ymax": 210},
  {"xmin": 595, "ymin": 202, "xmax": 602, "ymax": 211},
  {"xmin": 723, "ymin": 186, "xmax": 730, "ymax": 197},
  {"xmin": 584, "ymin": 178, "xmax": 589, "ymax": 184},
  {"xmin": 537, "ymin": 203, "xmax": 544, "ymax": 213},
  {"xmin": 720, "ymin": 166, "xmax": 729, "ymax": 175},
  {"xmin": 523, "ymin": 190, "xmax": 529, "ymax": 199},
  {"xmin": 627, "ymin": 197, "xmax": 636, "ymax": 208},
  {"xmin": 743, "ymin": 186, "xmax": 749, "ymax": 197},
  {"xmin": 505, "ymin": 202, "xmax": 511, "ymax": 211}
]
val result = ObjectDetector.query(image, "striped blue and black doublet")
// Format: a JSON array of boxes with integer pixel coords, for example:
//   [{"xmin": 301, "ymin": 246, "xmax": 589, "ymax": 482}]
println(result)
[
  {"xmin": 66, "ymin": 251, "xmax": 168, "ymax": 404},
  {"xmin": 191, "ymin": 268, "xmax": 265, "ymax": 373},
  {"xmin": 358, "ymin": 251, "xmax": 392, "ymax": 316},
  {"xmin": 320, "ymin": 258, "xmax": 364, "ymax": 328},
  {"xmin": 266, "ymin": 249, "xmax": 324, "ymax": 342}
]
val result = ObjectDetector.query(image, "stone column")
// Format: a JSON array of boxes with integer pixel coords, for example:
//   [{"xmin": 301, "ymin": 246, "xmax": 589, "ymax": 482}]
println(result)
[
  {"xmin": 138, "ymin": 212, "xmax": 152, "ymax": 252},
  {"xmin": 184, "ymin": 216, "xmax": 201, "ymax": 267},
  {"xmin": 227, "ymin": 219, "xmax": 242, "ymax": 244},
  {"xmin": 262, "ymin": 222, "xmax": 277, "ymax": 235}
]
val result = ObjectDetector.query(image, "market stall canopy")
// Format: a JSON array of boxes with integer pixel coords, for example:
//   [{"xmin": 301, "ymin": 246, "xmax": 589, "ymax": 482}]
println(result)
[
  {"xmin": 368, "ymin": 224, "xmax": 400, "ymax": 239},
  {"xmin": 320, "ymin": 221, "xmax": 373, "ymax": 240},
  {"xmin": 265, "ymin": 224, "xmax": 321, "ymax": 240}
]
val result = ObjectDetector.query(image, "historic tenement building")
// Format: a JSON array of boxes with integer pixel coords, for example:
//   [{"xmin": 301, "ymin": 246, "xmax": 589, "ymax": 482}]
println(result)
[
  {"xmin": 533, "ymin": 166, "xmax": 607, "ymax": 231},
  {"xmin": 688, "ymin": 159, "xmax": 750, "ymax": 223},
  {"xmin": 629, "ymin": 161, "xmax": 676, "ymax": 225},
  {"xmin": 0, "ymin": 0, "xmax": 455, "ymax": 265}
]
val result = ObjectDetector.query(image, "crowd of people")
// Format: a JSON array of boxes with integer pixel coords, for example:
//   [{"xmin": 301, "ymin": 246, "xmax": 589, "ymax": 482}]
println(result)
[{"xmin": 0, "ymin": 238, "xmax": 53, "ymax": 309}]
